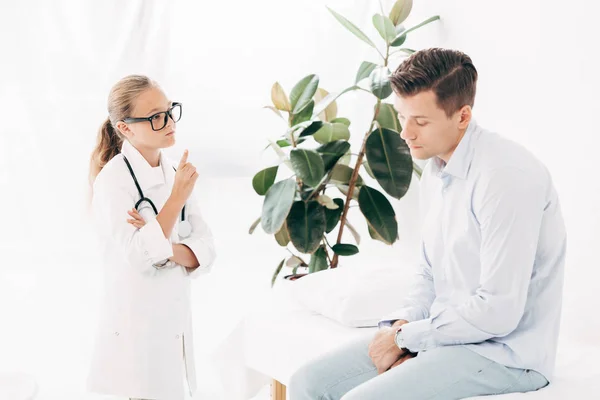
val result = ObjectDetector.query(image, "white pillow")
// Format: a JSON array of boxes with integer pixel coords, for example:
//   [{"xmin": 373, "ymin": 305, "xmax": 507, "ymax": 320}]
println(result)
[{"xmin": 289, "ymin": 263, "xmax": 415, "ymax": 328}]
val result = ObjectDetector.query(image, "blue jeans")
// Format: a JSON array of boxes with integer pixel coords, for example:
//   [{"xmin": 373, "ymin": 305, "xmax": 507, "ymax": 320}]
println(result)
[{"xmin": 288, "ymin": 333, "xmax": 548, "ymax": 400}]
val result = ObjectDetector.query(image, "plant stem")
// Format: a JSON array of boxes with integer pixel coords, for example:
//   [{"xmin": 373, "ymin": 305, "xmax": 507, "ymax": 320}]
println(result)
[{"xmin": 331, "ymin": 99, "xmax": 382, "ymax": 268}]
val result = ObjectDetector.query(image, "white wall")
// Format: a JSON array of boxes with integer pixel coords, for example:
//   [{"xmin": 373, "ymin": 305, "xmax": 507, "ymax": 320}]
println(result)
[{"xmin": 0, "ymin": 0, "xmax": 598, "ymax": 398}]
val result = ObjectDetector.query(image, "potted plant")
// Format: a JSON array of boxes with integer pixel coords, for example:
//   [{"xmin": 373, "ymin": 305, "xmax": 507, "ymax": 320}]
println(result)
[{"xmin": 249, "ymin": 0, "xmax": 440, "ymax": 286}]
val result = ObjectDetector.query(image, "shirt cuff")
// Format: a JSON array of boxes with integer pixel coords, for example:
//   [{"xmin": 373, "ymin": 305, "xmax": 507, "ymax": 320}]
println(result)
[
  {"xmin": 138, "ymin": 219, "xmax": 173, "ymax": 264},
  {"xmin": 399, "ymin": 317, "xmax": 437, "ymax": 352}
]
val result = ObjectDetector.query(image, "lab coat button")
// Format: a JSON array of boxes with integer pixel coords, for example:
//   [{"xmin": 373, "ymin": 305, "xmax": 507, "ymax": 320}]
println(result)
[
  {"xmin": 175, "ymin": 334, "xmax": 180, "ymax": 339},
  {"xmin": 114, "ymin": 332, "xmax": 119, "ymax": 336},
  {"xmin": 144, "ymin": 251, "xmax": 149, "ymax": 256}
]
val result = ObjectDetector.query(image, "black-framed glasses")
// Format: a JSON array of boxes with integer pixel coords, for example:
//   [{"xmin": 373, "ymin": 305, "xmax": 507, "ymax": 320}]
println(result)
[{"xmin": 122, "ymin": 102, "xmax": 182, "ymax": 131}]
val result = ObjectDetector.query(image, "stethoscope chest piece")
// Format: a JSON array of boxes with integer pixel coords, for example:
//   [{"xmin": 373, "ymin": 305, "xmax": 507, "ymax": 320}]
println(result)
[{"xmin": 178, "ymin": 220, "xmax": 192, "ymax": 238}]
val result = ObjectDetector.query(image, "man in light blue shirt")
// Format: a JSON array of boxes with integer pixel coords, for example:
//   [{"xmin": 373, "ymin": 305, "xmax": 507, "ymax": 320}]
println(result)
[{"xmin": 289, "ymin": 48, "xmax": 566, "ymax": 399}]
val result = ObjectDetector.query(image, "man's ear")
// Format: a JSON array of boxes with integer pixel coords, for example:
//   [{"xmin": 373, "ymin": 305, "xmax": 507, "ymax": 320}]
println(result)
[
  {"xmin": 116, "ymin": 121, "xmax": 133, "ymax": 140},
  {"xmin": 457, "ymin": 105, "xmax": 472, "ymax": 130}
]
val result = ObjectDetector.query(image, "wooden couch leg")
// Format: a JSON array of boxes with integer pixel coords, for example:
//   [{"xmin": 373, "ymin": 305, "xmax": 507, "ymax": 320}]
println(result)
[{"xmin": 271, "ymin": 379, "xmax": 287, "ymax": 400}]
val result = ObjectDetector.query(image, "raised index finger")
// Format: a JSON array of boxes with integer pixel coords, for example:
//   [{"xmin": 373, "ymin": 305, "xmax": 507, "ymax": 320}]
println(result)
[{"xmin": 178, "ymin": 149, "xmax": 189, "ymax": 169}]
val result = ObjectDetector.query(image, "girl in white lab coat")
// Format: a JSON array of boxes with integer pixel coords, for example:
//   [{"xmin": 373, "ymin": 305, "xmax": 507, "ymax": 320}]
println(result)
[{"xmin": 87, "ymin": 75, "xmax": 216, "ymax": 400}]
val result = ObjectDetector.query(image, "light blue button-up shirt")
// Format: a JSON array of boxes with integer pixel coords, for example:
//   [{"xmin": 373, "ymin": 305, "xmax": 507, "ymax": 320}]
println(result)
[{"xmin": 380, "ymin": 119, "xmax": 566, "ymax": 380}]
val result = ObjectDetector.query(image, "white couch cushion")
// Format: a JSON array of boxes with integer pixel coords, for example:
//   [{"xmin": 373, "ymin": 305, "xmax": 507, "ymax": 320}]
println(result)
[{"xmin": 288, "ymin": 263, "xmax": 414, "ymax": 327}]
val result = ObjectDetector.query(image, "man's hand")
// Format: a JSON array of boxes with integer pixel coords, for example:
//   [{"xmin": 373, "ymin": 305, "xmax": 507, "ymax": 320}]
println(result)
[{"xmin": 368, "ymin": 320, "xmax": 409, "ymax": 374}]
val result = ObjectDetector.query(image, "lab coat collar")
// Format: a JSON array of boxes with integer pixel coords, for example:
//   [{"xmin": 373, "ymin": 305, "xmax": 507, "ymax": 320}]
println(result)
[{"xmin": 121, "ymin": 140, "xmax": 166, "ymax": 191}]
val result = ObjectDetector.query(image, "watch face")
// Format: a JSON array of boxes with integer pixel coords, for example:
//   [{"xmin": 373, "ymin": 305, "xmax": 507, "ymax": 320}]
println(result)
[{"xmin": 394, "ymin": 330, "xmax": 404, "ymax": 348}]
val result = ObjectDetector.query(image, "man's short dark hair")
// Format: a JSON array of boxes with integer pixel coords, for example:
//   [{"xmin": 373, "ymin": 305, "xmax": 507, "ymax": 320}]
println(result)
[{"xmin": 390, "ymin": 48, "xmax": 478, "ymax": 117}]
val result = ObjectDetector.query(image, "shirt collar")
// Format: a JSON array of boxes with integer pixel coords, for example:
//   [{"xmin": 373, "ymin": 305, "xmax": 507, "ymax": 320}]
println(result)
[
  {"xmin": 432, "ymin": 119, "xmax": 480, "ymax": 180},
  {"xmin": 121, "ymin": 140, "xmax": 166, "ymax": 191}
]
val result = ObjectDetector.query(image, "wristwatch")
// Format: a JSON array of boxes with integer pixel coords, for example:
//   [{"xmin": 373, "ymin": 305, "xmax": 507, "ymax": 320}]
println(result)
[
  {"xmin": 394, "ymin": 327, "xmax": 406, "ymax": 350},
  {"xmin": 153, "ymin": 259, "xmax": 175, "ymax": 269}
]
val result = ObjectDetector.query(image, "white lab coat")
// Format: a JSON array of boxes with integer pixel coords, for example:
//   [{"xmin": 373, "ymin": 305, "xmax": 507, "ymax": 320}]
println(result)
[{"xmin": 87, "ymin": 141, "xmax": 216, "ymax": 400}]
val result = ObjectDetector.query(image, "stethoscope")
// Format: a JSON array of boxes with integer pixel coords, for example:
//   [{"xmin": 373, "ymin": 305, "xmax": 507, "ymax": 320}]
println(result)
[{"xmin": 123, "ymin": 156, "xmax": 192, "ymax": 238}]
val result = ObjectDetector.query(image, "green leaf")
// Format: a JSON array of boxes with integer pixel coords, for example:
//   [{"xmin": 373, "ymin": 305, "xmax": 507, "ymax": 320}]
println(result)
[
  {"xmin": 376, "ymin": 103, "xmax": 401, "ymax": 132},
  {"xmin": 248, "ymin": 217, "xmax": 261, "ymax": 234},
  {"xmin": 391, "ymin": 15, "xmax": 440, "ymax": 46},
  {"xmin": 332, "ymin": 243, "xmax": 359, "ymax": 256},
  {"xmin": 298, "ymin": 121, "xmax": 324, "ymax": 138},
  {"xmin": 316, "ymin": 140, "xmax": 351, "ymax": 171},
  {"xmin": 337, "ymin": 184, "xmax": 360, "ymax": 201},
  {"xmin": 366, "ymin": 127, "xmax": 412, "ymax": 199},
  {"xmin": 267, "ymin": 139, "xmax": 292, "ymax": 169},
  {"xmin": 355, "ymin": 61, "xmax": 378, "ymax": 84},
  {"xmin": 290, "ymin": 100, "xmax": 314, "ymax": 126},
  {"xmin": 286, "ymin": 256, "xmax": 304, "ymax": 268},
  {"xmin": 390, "ymin": 34, "xmax": 407, "ymax": 47},
  {"xmin": 362, "ymin": 160, "xmax": 376, "ymax": 179},
  {"xmin": 271, "ymin": 82, "xmax": 291, "ymax": 111},
  {"xmin": 327, "ymin": 7, "xmax": 377, "ymax": 49},
  {"xmin": 308, "ymin": 246, "xmax": 328, "ymax": 273},
  {"xmin": 330, "ymin": 164, "xmax": 364, "ymax": 186},
  {"xmin": 275, "ymin": 223, "xmax": 291, "ymax": 246},
  {"xmin": 389, "ymin": 0, "xmax": 413, "ymax": 26},
  {"xmin": 338, "ymin": 151, "xmax": 352, "ymax": 166},
  {"xmin": 368, "ymin": 223, "xmax": 388, "ymax": 243},
  {"xmin": 276, "ymin": 139, "xmax": 290, "ymax": 148},
  {"xmin": 290, "ymin": 74, "xmax": 320, "ymax": 115},
  {"xmin": 325, "ymin": 198, "xmax": 344, "ymax": 233},
  {"xmin": 290, "ymin": 149, "xmax": 325, "ymax": 188},
  {"xmin": 358, "ymin": 185, "xmax": 398, "ymax": 245},
  {"xmin": 313, "ymin": 85, "xmax": 360, "ymax": 117},
  {"xmin": 331, "ymin": 117, "xmax": 351, "ymax": 127},
  {"xmin": 275, "ymin": 138, "xmax": 307, "ymax": 148},
  {"xmin": 369, "ymin": 67, "xmax": 393, "ymax": 99},
  {"xmin": 271, "ymin": 258, "xmax": 286, "ymax": 287},
  {"xmin": 373, "ymin": 14, "xmax": 396, "ymax": 43},
  {"xmin": 261, "ymin": 178, "xmax": 297, "ymax": 234},
  {"xmin": 252, "ymin": 166, "xmax": 278, "ymax": 196},
  {"xmin": 314, "ymin": 88, "xmax": 337, "ymax": 122},
  {"xmin": 313, "ymin": 122, "xmax": 351, "ymax": 144},
  {"xmin": 287, "ymin": 201, "xmax": 327, "ymax": 254}
]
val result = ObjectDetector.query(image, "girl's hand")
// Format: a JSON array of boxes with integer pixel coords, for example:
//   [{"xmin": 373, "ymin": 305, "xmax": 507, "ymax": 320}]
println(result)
[
  {"xmin": 127, "ymin": 208, "xmax": 146, "ymax": 229},
  {"xmin": 171, "ymin": 150, "xmax": 199, "ymax": 205}
]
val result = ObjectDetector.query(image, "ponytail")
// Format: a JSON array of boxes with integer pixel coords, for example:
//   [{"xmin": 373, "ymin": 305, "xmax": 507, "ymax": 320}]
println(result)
[
  {"xmin": 89, "ymin": 75, "xmax": 157, "ymax": 187},
  {"xmin": 89, "ymin": 117, "xmax": 123, "ymax": 186}
]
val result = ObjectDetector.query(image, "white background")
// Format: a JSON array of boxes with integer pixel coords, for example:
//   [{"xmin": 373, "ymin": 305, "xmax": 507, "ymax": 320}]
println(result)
[{"xmin": 0, "ymin": 0, "xmax": 598, "ymax": 398}]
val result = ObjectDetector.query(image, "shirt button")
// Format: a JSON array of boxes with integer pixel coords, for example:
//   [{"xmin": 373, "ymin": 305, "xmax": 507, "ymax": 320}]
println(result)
[
  {"xmin": 144, "ymin": 251, "xmax": 149, "ymax": 256},
  {"xmin": 114, "ymin": 332, "xmax": 119, "ymax": 336},
  {"xmin": 176, "ymin": 334, "xmax": 180, "ymax": 339}
]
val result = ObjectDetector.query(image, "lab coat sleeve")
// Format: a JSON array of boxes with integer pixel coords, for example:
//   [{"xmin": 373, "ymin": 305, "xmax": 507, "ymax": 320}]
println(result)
[
  {"xmin": 179, "ymin": 189, "xmax": 216, "ymax": 279},
  {"xmin": 399, "ymin": 167, "xmax": 546, "ymax": 352},
  {"xmin": 92, "ymin": 176, "xmax": 173, "ymax": 273}
]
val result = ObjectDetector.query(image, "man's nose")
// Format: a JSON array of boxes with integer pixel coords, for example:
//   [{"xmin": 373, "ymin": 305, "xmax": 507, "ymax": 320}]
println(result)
[{"xmin": 400, "ymin": 126, "xmax": 416, "ymax": 141}]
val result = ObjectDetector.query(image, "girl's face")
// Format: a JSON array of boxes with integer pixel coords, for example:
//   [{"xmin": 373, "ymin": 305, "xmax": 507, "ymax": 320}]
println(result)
[{"xmin": 117, "ymin": 87, "xmax": 178, "ymax": 152}]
